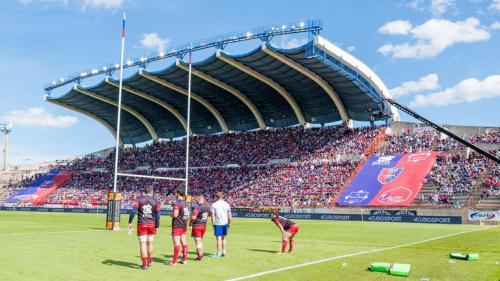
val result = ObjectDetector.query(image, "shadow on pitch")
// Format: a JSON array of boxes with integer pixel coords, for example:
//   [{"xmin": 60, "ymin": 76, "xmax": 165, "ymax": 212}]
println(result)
[
  {"xmin": 102, "ymin": 259, "xmax": 140, "ymax": 269},
  {"xmin": 247, "ymin": 248, "xmax": 278, "ymax": 254}
]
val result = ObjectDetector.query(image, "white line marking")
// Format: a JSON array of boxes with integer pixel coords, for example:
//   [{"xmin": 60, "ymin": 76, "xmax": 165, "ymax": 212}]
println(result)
[
  {"xmin": 226, "ymin": 226, "xmax": 494, "ymax": 281},
  {"xmin": 0, "ymin": 229, "xmax": 104, "ymax": 237}
]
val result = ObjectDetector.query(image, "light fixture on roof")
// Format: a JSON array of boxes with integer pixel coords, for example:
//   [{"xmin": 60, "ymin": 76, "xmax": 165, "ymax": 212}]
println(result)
[
  {"xmin": 299, "ymin": 21, "xmax": 305, "ymax": 28},
  {"xmin": 114, "ymin": 63, "xmax": 120, "ymax": 68},
  {"xmin": 140, "ymin": 57, "xmax": 146, "ymax": 62},
  {"xmin": 52, "ymin": 81, "xmax": 57, "ymax": 85},
  {"xmin": 282, "ymin": 24, "xmax": 287, "ymax": 29},
  {"xmin": 59, "ymin": 78, "xmax": 65, "ymax": 82},
  {"xmin": 159, "ymin": 51, "xmax": 165, "ymax": 57},
  {"xmin": 127, "ymin": 60, "xmax": 133, "ymax": 66},
  {"xmin": 81, "ymin": 72, "xmax": 88, "ymax": 77},
  {"xmin": 102, "ymin": 66, "xmax": 108, "ymax": 71},
  {"xmin": 91, "ymin": 68, "xmax": 98, "ymax": 74},
  {"xmin": 246, "ymin": 32, "xmax": 252, "ymax": 38}
]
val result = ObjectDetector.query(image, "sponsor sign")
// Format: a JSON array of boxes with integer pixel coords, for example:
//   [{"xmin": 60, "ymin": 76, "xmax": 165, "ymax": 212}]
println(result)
[
  {"xmin": 468, "ymin": 210, "xmax": 500, "ymax": 221},
  {"xmin": 0, "ymin": 207, "xmax": 461, "ymax": 224}
]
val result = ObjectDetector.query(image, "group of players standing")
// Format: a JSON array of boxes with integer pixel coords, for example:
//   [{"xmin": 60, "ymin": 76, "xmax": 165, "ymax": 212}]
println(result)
[{"xmin": 128, "ymin": 184, "xmax": 299, "ymax": 269}]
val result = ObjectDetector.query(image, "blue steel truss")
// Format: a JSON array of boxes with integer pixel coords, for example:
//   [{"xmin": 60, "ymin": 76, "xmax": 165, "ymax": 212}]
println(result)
[{"xmin": 44, "ymin": 19, "xmax": 322, "ymax": 92}]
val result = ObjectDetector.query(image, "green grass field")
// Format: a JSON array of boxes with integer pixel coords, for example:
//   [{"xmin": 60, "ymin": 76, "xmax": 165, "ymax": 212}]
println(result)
[{"xmin": 0, "ymin": 212, "xmax": 499, "ymax": 281}]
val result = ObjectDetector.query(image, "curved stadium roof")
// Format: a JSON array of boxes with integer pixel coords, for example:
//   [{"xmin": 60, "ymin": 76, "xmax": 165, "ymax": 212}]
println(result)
[{"xmin": 46, "ymin": 35, "xmax": 400, "ymax": 144}]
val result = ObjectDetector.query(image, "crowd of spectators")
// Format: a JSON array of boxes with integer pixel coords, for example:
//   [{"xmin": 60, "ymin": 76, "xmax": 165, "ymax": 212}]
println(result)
[
  {"xmin": 43, "ymin": 161, "xmax": 355, "ymax": 208},
  {"xmin": 4, "ymin": 125, "xmax": 499, "ymax": 209},
  {"xmin": 423, "ymin": 152, "xmax": 491, "ymax": 206},
  {"xmin": 103, "ymin": 125, "xmax": 379, "ymax": 171}
]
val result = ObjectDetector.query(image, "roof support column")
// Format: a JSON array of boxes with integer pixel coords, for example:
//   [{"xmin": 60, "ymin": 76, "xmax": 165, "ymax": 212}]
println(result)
[
  {"xmin": 74, "ymin": 85, "xmax": 159, "ymax": 140},
  {"xmin": 216, "ymin": 50, "xmax": 306, "ymax": 125},
  {"xmin": 105, "ymin": 78, "xmax": 192, "ymax": 135},
  {"xmin": 175, "ymin": 60, "xmax": 266, "ymax": 129},
  {"xmin": 261, "ymin": 44, "xmax": 352, "ymax": 128},
  {"xmin": 138, "ymin": 70, "xmax": 228, "ymax": 133}
]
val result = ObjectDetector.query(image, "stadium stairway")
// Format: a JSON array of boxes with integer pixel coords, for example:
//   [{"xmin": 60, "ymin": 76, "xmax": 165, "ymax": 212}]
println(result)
[
  {"xmin": 0, "ymin": 187, "xmax": 10, "ymax": 202},
  {"xmin": 474, "ymin": 166, "xmax": 500, "ymax": 210}
]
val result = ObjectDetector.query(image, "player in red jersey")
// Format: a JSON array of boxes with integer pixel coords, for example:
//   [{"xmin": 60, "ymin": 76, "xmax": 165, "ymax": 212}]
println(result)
[
  {"xmin": 270, "ymin": 212, "xmax": 299, "ymax": 254},
  {"xmin": 170, "ymin": 185, "xmax": 189, "ymax": 266},
  {"xmin": 190, "ymin": 194, "xmax": 211, "ymax": 261},
  {"xmin": 128, "ymin": 185, "xmax": 161, "ymax": 270}
]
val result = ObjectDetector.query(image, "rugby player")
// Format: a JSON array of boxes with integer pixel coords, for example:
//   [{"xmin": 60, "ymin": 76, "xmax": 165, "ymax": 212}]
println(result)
[
  {"xmin": 210, "ymin": 191, "xmax": 232, "ymax": 259},
  {"xmin": 190, "ymin": 194, "xmax": 211, "ymax": 261},
  {"xmin": 170, "ymin": 185, "xmax": 189, "ymax": 266},
  {"xmin": 270, "ymin": 212, "xmax": 299, "ymax": 254},
  {"xmin": 127, "ymin": 185, "xmax": 161, "ymax": 270}
]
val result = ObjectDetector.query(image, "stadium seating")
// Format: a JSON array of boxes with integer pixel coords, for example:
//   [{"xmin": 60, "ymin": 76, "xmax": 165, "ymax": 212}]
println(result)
[{"xmin": 2, "ymin": 125, "xmax": 499, "ymax": 209}]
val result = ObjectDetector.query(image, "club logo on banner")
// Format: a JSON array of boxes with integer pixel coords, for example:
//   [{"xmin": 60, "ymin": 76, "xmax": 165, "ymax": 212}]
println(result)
[
  {"xmin": 378, "ymin": 167, "xmax": 404, "ymax": 184},
  {"xmin": 377, "ymin": 186, "xmax": 412, "ymax": 204},
  {"xmin": 408, "ymin": 151, "xmax": 432, "ymax": 162},
  {"xmin": 344, "ymin": 190, "xmax": 369, "ymax": 204}
]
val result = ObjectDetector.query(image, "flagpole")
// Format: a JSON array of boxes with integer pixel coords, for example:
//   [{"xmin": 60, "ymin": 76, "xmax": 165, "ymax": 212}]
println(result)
[
  {"xmin": 184, "ymin": 46, "xmax": 192, "ymax": 197},
  {"xmin": 112, "ymin": 12, "xmax": 126, "ymax": 194}
]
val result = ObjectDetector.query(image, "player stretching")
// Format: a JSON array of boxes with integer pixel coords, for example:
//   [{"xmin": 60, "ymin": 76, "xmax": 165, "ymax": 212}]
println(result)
[
  {"xmin": 190, "ymin": 194, "xmax": 211, "ymax": 261},
  {"xmin": 128, "ymin": 185, "xmax": 161, "ymax": 270},
  {"xmin": 210, "ymin": 191, "xmax": 232, "ymax": 259},
  {"xmin": 170, "ymin": 185, "xmax": 189, "ymax": 266},
  {"xmin": 270, "ymin": 212, "xmax": 299, "ymax": 254}
]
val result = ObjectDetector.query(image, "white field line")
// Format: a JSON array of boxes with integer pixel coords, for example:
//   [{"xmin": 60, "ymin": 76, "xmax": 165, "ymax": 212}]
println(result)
[
  {"xmin": 0, "ymin": 229, "xmax": 104, "ymax": 237},
  {"xmin": 225, "ymin": 226, "xmax": 494, "ymax": 281}
]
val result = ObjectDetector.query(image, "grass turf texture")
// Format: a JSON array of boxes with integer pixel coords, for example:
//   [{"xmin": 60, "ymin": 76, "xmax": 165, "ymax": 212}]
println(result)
[{"xmin": 0, "ymin": 212, "xmax": 499, "ymax": 281}]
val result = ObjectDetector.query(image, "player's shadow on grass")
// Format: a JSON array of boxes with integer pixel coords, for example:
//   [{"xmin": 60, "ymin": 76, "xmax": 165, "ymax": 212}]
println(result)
[
  {"xmin": 102, "ymin": 259, "xmax": 140, "ymax": 269},
  {"xmin": 163, "ymin": 251, "xmax": 212, "ymax": 259},
  {"xmin": 247, "ymin": 248, "xmax": 277, "ymax": 254}
]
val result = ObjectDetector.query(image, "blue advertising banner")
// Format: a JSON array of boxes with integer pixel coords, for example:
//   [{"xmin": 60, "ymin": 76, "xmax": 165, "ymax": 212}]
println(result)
[{"xmin": 0, "ymin": 206, "xmax": 461, "ymax": 224}]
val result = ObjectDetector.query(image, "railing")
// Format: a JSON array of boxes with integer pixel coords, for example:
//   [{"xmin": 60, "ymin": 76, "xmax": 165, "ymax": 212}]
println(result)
[{"xmin": 44, "ymin": 19, "xmax": 322, "ymax": 92}]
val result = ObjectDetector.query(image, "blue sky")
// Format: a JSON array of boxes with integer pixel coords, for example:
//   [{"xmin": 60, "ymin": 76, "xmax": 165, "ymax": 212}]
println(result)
[{"xmin": 1, "ymin": 0, "xmax": 499, "ymax": 164}]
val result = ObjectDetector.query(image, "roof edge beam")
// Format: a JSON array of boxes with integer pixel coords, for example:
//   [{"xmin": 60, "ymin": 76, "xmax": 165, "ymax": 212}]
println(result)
[
  {"xmin": 175, "ymin": 60, "xmax": 266, "ymax": 129},
  {"xmin": 46, "ymin": 98, "xmax": 123, "ymax": 145},
  {"xmin": 105, "ymin": 78, "xmax": 192, "ymax": 135},
  {"xmin": 261, "ymin": 43, "xmax": 352, "ymax": 127},
  {"xmin": 216, "ymin": 50, "xmax": 306, "ymax": 125},
  {"xmin": 138, "ymin": 70, "xmax": 228, "ymax": 133},
  {"xmin": 74, "ymin": 85, "xmax": 159, "ymax": 140}
]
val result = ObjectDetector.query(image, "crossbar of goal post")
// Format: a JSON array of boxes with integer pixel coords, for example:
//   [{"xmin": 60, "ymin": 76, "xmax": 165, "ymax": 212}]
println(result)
[{"xmin": 116, "ymin": 172, "xmax": 186, "ymax": 181}]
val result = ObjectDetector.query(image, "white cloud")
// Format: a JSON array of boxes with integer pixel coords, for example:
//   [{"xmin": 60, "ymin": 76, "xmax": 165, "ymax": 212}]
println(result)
[
  {"xmin": 346, "ymin": 46, "xmax": 356, "ymax": 52},
  {"xmin": 431, "ymin": 0, "xmax": 455, "ymax": 16},
  {"xmin": 140, "ymin": 33, "xmax": 170, "ymax": 53},
  {"xmin": 492, "ymin": 21, "xmax": 500, "ymax": 29},
  {"xmin": 271, "ymin": 38, "xmax": 308, "ymax": 49},
  {"xmin": 378, "ymin": 20, "xmax": 413, "ymax": 35},
  {"xmin": 407, "ymin": 0, "xmax": 424, "ymax": 11},
  {"xmin": 378, "ymin": 17, "xmax": 490, "ymax": 59},
  {"xmin": 410, "ymin": 75, "xmax": 500, "ymax": 107},
  {"xmin": 82, "ymin": 0, "xmax": 124, "ymax": 9},
  {"xmin": 18, "ymin": 0, "xmax": 33, "ymax": 4},
  {"xmin": 2, "ymin": 108, "xmax": 78, "ymax": 128},
  {"xmin": 490, "ymin": 0, "xmax": 500, "ymax": 12},
  {"xmin": 390, "ymin": 73, "xmax": 440, "ymax": 98}
]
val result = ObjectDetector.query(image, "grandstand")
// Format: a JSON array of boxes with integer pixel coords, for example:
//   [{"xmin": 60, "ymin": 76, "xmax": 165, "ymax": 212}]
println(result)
[{"xmin": 1, "ymin": 123, "xmax": 498, "ymax": 213}]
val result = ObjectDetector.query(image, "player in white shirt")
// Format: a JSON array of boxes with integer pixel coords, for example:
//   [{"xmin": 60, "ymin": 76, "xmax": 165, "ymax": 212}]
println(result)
[{"xmin": 210, "ymin": 191, "xmax": 232, "ymax": 258}]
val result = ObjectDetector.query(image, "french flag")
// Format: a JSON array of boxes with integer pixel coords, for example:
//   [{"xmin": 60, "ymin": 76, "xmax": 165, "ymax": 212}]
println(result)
[{"xmin": 121, "ymin": 13, "xmax": 126, "ymax": 38}]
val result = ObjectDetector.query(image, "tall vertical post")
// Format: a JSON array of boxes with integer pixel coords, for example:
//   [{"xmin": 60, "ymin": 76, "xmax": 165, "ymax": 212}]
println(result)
[
  {"xmin": 1, "ymin": 124, "xmax": 12, "ymax": 172},
  {"xmin": 107, "ymin": 13, "xmax": 126, "ymax": 231},
  {"xmin": 1, "ymin": 130, "xmax": 9, "ymax": 172},
  {"xmin": 184, "ymin": 48, "xmax": 193, "ymax": 197}
]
